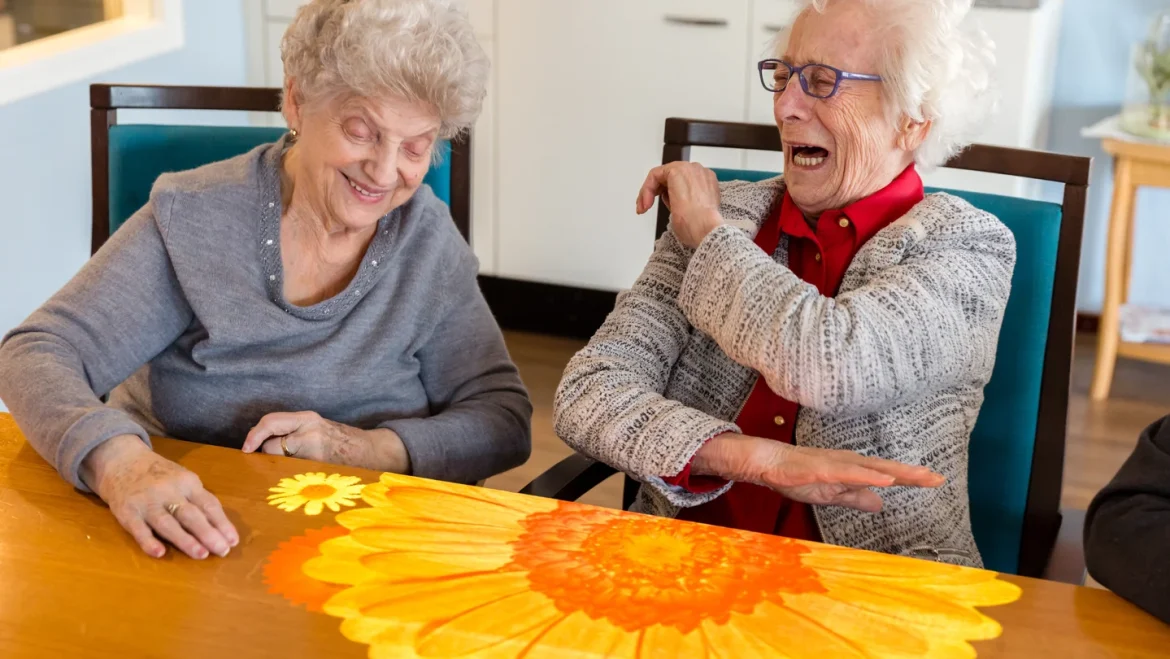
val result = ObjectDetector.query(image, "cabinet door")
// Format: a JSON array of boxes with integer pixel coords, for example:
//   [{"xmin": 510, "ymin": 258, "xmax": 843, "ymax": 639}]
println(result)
[
  {"xmin": 266, "ymin": 0, "xmax": 308, "ymax": 20},
  {"xmin": 496, "ymin": 0, "xmax": 751, "ymax": 291}
]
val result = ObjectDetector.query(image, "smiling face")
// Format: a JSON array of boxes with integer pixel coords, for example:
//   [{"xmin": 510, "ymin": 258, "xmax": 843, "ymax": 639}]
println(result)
[
  {"xmin": 775, "ymin": 1, "xmax": 924, "ymax": 216},
  {"xmin": 283, "ymin": 85, "xmax": 441, "ymax": 233}
]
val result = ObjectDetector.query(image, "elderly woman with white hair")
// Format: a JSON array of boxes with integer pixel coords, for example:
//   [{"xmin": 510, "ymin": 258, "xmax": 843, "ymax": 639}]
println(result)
[
  {"xmin": 0, "ymin": 0, "xmax": 530, "ymax": 560},
  {"xmin": 555, "ymin": 0, "xmax": 1012, "ymax": 567}
]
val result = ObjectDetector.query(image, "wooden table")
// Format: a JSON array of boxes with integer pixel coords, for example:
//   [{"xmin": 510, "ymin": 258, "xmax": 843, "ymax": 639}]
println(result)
[
  {"xmin": 1, "ymin": 413, "xmax": 1168, "ymax": 658},
  {"xmin": 1090, "ymin": 137, "xmax": 1170, "ymax": 401}
]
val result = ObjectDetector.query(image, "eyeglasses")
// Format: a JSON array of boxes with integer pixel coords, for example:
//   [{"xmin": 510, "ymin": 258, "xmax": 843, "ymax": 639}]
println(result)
[{"xmin": 758, "ymin": 59, "xmax": 882, "ymax": 99}]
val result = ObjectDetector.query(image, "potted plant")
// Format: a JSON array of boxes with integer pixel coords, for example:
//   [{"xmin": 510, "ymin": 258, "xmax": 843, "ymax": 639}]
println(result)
[{"xmin": 1123, "ymin": 10, "xmax": 1170, "ymax": 141}]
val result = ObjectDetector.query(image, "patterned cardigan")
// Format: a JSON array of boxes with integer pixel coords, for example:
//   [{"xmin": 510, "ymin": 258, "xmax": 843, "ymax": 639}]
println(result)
[{"xmin": 553, "ymin": 176, "xmax": 1016, "ymax": 568}]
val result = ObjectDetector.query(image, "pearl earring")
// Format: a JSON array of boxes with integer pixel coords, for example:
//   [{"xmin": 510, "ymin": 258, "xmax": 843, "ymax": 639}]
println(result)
[{"xmin": 290, "ymin": 128, "xmax": 299, "ymax": 139}]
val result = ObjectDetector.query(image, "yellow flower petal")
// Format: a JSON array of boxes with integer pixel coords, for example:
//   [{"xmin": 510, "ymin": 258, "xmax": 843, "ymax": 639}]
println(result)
[
  {"xmin": 414, "ymin": 590, "xmax": 562, "ymax": 657},
  {"xmin": 359, "ymin": 546, "xmax": 514, "ymax": 579},
  {"xmin": 924, "ymin": 578, "xmax": 1023, "ymax": 608},
  {"xmin": 748, "ymin": 599, "xmax": 931, "ymax": 655},
  {"xmin": 322, "ymin": 571, "xmax": 531, "ymax": 622},
  {"xmin": 356, "ymin": 481, "xmax": 549, "ymax": 530},
  {"xmin": 303, "ymin": 536, "xmax": 383, "ymax": 586},
  {"xmin": 811, "ymin": 577, "xmax": 1004, "ymax": 639},
  {"xmin": 520, "ymin": 612, "xmax": 639, "ymax": 659}
]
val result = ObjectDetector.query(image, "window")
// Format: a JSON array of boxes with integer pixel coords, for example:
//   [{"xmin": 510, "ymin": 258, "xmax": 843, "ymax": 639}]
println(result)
[{"xmin": 0, "ymin": 0, "xmax": 184, "ymax": 105}]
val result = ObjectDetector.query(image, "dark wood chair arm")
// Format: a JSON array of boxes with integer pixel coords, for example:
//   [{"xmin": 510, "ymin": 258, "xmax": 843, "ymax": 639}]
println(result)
[
  {"xmin": 519, "ymin": 453, "xmax": 618, "ymax": 502},
  {"xmin": 1043, "ymin": 508, "xmax": 1087, "ymax": 585}
]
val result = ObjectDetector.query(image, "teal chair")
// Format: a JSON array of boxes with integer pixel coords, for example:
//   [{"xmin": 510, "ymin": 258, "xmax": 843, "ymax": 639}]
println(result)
[
  {"xmin": 523, "ymin": 118, "xmax": 1091, "ymax": 582},
  {"xmin": 90, "ymin": 84, "xmax": 469, "ymax": 253}
]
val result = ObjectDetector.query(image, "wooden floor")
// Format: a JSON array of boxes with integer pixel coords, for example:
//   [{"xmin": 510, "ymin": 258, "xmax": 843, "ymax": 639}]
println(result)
[{"xmin": 485, "ymin": 331, "xmax": 1170, "ymax": 512}]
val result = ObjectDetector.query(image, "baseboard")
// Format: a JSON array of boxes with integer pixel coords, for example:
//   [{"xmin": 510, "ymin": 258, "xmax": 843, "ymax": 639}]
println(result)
[
  {"xmin": 480, "ymin": 274, "xmax": 1105, "ymax": 341},
  {"xmin": 1077, "ymin": 313, "xmax": 1099, "ymax": 335},
  {"xmin": 478, "ymin": 276, "xmax": 618, "ymax": 340}
]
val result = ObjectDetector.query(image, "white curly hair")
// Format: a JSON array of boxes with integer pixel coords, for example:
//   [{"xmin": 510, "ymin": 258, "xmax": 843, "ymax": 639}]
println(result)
[
  {"xmin": 280, "ymin": 0, "xmax": 489, "ymax": 140},
  {"xmin": 774, "ymin": 0, "xmax": 998, "ymax": 169}
]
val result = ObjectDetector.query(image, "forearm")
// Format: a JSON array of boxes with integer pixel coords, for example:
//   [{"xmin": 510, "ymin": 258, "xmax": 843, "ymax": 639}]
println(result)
[
  {"xmin": 678, "ymin": 224, "xmax": 1009, "ymax": 416},
  {"xmin": 0, "ymin": 332, "xmax": 151, "ymax": 490},
  {"xmin": 381, "ymin": 393, "xmax": 531, "ymax": 484},
  {"xmin": 324, "ymin": 428, "xmax": 411, "ymax": 474}
]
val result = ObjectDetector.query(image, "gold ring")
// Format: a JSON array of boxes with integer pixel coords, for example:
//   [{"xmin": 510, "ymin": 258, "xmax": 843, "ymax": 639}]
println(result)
[
  {"xmin": 280, "ymin": 436, "xmax": 297, "ymax": 457},
  {"xmin": 165, "ymin": 503, "xmax": 181, "ymax": 516}
]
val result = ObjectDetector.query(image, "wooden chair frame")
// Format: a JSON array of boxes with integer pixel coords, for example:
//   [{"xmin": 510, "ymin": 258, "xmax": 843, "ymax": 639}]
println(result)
[
  {"xmin": 89, "ymin": 83, "xmax": 471, "ymax": 254},
  {"xmin": 523, "ymin": 117, "xmax": 1091, "ymax": 582}
]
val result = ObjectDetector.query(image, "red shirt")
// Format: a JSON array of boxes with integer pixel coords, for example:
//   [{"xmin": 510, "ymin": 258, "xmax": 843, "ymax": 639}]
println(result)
[{"xmin": 664, "ymin": 165, "xmax": 925, "ymax": 539}]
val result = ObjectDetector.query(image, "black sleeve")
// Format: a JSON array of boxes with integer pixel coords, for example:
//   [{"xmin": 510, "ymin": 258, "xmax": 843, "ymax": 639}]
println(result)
[{"xmin": 1084, "ymin": 414, "xmax": 1170, "ymax": 624}]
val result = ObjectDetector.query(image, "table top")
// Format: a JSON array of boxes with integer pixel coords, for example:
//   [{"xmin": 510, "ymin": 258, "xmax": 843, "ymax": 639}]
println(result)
[
  {"xmin": 1082, "ymin": 114, "xmax": 1170, "ymax": 163},
  {"xmin": 1, "ymin": 412, "xmax": 1168, "ymax": 658}
]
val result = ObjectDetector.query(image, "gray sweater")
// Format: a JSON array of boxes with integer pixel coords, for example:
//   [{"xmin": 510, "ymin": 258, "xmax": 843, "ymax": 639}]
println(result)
[
  {"xmin": 0, "ymin": 138, "xmax": 531, "ymax": 489},
  {"xmin": 555, "ymin": 177, "xmax": 1015, "ymax": 567}
]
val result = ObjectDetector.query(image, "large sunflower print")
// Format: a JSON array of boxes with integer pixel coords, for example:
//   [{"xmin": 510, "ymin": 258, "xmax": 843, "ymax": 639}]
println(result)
[{"xmin": 296, "ymin": 473, "xmax": 1020, "ymax": 658}]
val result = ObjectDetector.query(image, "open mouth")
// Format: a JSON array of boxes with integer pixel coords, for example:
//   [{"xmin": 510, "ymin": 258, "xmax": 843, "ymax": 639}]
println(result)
[
  {"xmin": 789, "ymin": 144, "xmax": 830, "ymax": 168},
  {"xmin": 341, "ymin": 172, "xmax": 389, "ymax": 202}
]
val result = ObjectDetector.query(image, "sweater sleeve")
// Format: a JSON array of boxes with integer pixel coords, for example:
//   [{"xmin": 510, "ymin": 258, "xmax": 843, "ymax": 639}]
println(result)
[
  {"xmin": 379, "ymin": 243, "xmax": 532, "ymax": 484},
  {"xmin": 677, "ymin": 202, "xmax": 1016, "ymax": 417},
  {"xmin": 1085, "ymin": 415, "xmax": 1170, "ymax": 624},
  {"xmin": 0, "ymin": 193, "xmax": 194, "ymax": 490},
  {"xmin": 553, "ymin": 227, "xmax": 737, "ymax": 508}
]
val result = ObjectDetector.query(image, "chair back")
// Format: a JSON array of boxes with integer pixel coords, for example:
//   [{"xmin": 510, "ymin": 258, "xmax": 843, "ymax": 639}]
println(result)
[
  {"xmin": 90, "ymin": 84, "xmax": 469, "ymax": 252},
  {"xmin": 655, "ymin": 118, "xmax": 1090, "ymax": 577}
]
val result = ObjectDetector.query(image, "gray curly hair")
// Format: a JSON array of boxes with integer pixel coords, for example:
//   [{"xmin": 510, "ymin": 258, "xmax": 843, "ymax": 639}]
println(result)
[
  {"xmin": 280, "ymin": 0, "xmax": 489, "ymax": 139},
  {"xmin": 775, "ymin": 0, "xmax": 998, "ymax": 169}
]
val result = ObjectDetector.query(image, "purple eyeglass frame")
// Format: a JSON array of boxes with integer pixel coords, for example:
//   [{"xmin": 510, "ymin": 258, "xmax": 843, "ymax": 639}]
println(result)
[{"xmin": 758, "ymin": 59, "xmax": 882, "ymax": 99}]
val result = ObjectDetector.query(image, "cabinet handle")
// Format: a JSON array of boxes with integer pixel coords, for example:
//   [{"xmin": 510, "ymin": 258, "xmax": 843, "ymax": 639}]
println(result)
[
  {"xmin": 763, "ymin": 23, "xmax": 788, "ymax": 32},
  {"xmin": 663, "ymin": 15, "xmax": 729, "ymax": 27}
]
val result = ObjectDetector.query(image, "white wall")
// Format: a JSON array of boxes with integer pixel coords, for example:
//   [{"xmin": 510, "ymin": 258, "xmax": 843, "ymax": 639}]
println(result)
[
  {"xmin": 1046, "ymin": 0, "xmax": 1170, "ymax": 313},
  {"xmin": 0, "ymin": 0, "xmax": 247, "ymax": 411}
]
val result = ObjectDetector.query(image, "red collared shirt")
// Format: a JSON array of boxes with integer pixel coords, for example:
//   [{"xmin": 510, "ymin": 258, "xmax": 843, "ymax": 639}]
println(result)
[{"xmin": 665, "ymin": 165, "xmax": 925, "ymax": 539}]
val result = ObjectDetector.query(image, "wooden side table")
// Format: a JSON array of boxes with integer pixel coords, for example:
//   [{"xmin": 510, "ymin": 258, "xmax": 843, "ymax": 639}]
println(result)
[{"xmin": 1090, "ymin": 137, "xmax": 1170, "ymax": 401}]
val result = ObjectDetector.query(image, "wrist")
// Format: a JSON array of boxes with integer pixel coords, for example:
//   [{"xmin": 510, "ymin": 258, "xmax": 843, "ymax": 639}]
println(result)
[
  {"xmin": 692, "ymin": 432, "xmax": 767, "ymax": 482},
  {"xmin": 698, "ymin": 210, "xmax": 725, "ymax": 242},
  {"xmin": 365, "ymin": 428, "xmax": 412, "ymax": 474},
  {"xmin": 80, "ymin": 434, "xmax": 149, "ymax": 492}
]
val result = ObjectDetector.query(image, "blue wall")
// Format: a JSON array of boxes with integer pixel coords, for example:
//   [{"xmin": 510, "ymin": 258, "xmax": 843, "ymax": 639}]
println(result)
[
  {"xmin": 1048, "ymin": 0, "xmax": 1170, "ymax": 312},
  {"xmin": 0, "ymin": 0, "xmax": 247, "ymax": 411}
]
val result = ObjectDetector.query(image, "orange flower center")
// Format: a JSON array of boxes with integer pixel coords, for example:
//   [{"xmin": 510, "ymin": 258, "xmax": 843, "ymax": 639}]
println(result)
[
  {"xmin": 299, "ymin": 484, "xmax": 337, "ymax": 499},
  {"xmin": 510, "ymin": 503, "xmax": 826, "ymax": 634}
]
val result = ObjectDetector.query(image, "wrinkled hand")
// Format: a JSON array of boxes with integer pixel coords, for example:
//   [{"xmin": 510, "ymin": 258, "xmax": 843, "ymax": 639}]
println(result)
[
  {"xmin": 694, "ymin": 434, "xmax": 945, "ymax": 513},
  {"xmin": 81, "ymin": 435, "xmax": 238, "ymax": 559},
  {"xmin": 240, "ymin": 411, "xmax": 410, "ymax": 473},
  {"xmin": 635, "ymin": 161, "xmax": 725, "ymax": 249}
]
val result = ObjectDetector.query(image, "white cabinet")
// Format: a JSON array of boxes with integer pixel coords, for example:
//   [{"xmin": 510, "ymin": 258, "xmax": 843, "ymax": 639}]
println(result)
[{"xmin": 495, "ymin": 0, "xmax": 750, "ymax": 291}]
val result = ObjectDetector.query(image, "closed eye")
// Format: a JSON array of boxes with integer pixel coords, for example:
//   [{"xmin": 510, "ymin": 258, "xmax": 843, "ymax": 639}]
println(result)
[{"xmin": 342, "ymin": 117, "xmax": 375, "ymax": 142}]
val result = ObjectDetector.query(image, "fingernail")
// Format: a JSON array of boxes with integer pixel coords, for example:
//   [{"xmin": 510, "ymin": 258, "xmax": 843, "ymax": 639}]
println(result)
[
  {"xmin": 196, "ymin": 548, "xmax": 209, "ymax": 559},
  {"xmin": 216, "ymin": 545, "xmax": 230, "ymax": 557},
  {"xmin": 228, "ymin": 534, "xmax": 240, "ymax": 547}
]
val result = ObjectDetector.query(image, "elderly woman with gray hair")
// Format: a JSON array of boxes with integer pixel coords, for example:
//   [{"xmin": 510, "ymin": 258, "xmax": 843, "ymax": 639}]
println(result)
[
  {"xmin": 555, "ymin": 0, "xmax": 1012, "ymax": 567},
  {"xmin": 0, "ymin": 0, "xmax": 530, "ymax": 560}
]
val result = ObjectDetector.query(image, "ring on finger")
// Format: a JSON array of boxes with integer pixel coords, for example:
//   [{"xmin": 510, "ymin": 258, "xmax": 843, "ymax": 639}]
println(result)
[
  {"xmin": 280, "ymin": 436, "xmax": 297, "ymax": 458},
  {"xmin": 165, "ymin": 502, "xmax": 182, "ymax": 516}
]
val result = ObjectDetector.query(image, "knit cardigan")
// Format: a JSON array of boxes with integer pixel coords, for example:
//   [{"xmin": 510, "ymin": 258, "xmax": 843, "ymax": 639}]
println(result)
[{"xmin": 554, "ymin": 176, "xmax": 1016, "ymax": 567}]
